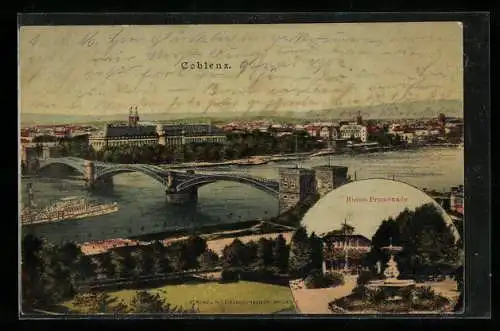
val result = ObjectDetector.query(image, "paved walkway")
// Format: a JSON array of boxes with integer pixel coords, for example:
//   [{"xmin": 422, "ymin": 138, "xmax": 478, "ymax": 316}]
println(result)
[{"xmin": 290, "ymin": 275, "xmax": 357, "ymax": 314}]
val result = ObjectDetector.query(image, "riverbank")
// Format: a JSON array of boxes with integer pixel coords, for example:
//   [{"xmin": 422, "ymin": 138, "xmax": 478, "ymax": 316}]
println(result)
[
  {"xmin": 166, "ymin": 152, "xmax": 312, "ymax": 169},
  {"xmin": 129, "ymin": 220, "xmax": 263, "ymax": 241},
  {"xmin": 163, "ymin": 144, "xmax": 461, "ymax": 169},
  {"xmin": 128, "ymin": 219, "xmax": 295, "ymax": 243},
  {"xmin": 80, "ymin": 221, "xmax": 294, "ymax": 257}
]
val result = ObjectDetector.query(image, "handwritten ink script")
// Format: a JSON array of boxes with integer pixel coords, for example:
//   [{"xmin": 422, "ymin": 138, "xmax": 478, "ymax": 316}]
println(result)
[{"xmin": 19, "ymin": 23, "xmax": 463, "ymax": 116}]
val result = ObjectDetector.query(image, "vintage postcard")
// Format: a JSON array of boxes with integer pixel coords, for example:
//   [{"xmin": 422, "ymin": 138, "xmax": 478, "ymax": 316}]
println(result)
[{"xmin": 19, "ymin": 20, "xmax": 465, "ymax": 316}]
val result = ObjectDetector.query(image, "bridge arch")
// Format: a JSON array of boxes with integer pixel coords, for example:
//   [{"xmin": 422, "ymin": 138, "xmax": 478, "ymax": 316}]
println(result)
[
  {"xmin": 37, "ymin": 158, "xmax": 86, "ymax": 176},
  {"xmin": 302, "ymin": 178, "xmax": 461, "ymax": 242},
  {"xmin": 95, "ymin": 164, "xmax": 167, "ymax": 186},
  {"xmin": 175, "ymin": 174, "xmax": 280, "ymax": 197}
]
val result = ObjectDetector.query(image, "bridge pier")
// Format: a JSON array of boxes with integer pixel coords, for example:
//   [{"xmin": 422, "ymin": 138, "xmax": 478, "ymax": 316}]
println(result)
[
  {"xmin": 92, "ymin": 177, "xmax": 114, "ymax": 191},
  {"xmin": 85, "ymin": 176, "xmax": 114, "ymax": 191},
  {"xmin": 278, "ymin": 165, "xmax": 350, "ymax": 214},
  {"xmin": 83, "ymin": 160, "xmax": 114, "ymax": 191},
  {"xmin": 278, "ymin": 168, "xmax": 316, "ymax": 214},
  {"xmin": 165, "ymin": 187, "xmax": 198, "ymax": 205}
]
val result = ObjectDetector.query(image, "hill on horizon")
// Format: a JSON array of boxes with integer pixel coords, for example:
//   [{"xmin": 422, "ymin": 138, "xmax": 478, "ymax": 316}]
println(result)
[{"xmin": 21, "ymin": 100, "xmax": 462, "ymax": 125}]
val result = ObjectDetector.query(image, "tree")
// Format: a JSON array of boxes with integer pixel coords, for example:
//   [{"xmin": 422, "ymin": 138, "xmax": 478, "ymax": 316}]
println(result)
[
  {"xmin": 94, "ymin": 252, "xmax": 116, "ymax": 279},
  {"xmin": 221, "ymin": 239, "xmax": 247, "ymax": 269},
  {"xmin": 272, "ymin": 234, "xmax": 289, "ymax": 273},
  {"xmin": 131, "ymin": 247, "xmax": 154, "ymax": 278},
  {"xmin": 21, "ymin": 234, "xmax": 44, "ymax": 310},
  {"xmin": 184, "ymin": 235, "xmax": 207, "ymax": 269},
  {"xmin": 166, "ymin": 242, "xmax": 189, "ymax": 272},
  {"xmin": 72, "ymin": 291, "xmax": 128, "ymax": 314},
  {"xmin": 38, "ymin": 244, "xmax": 73, "ymax": 305},
  {"xmin": 366, "ymin": 203, "xmax": 460, "ymax": 277},
  {"xmin": 255, "ymin": 238, "xmax": 274, "ymax": 270},
  {"xmin": 110, "ymin": 250, "xmax": 135, "ymax": 278},
  {"xmin": 309, "ymin": 232, "xmax": 324, "ymax": 271},
  {"xmin": 198, "ymin": 250, "xmax": 219, "ymax": 270},
  {"xmin": 244, "ymin": 240, "xmax": 258, "ymax": 266},
  {"xmin": 73, "ymin": 254, "xmax": 97, "ymax": 283},
  {"xmin": 288, "ymin": 227, "xmax": 312, "ymax": 278},
  {"xmin": 364, "ymin": 217, "xmax": 400, "ymax": 270},
  {"xmin": 129, "ymin": 290, "xmax": 166, "ymax": 313},
  {"xmin": 150, "ymin": 241, "xmax": 171, "ymax": 275},
  {"xmin": 129, "ymin": 290, "xmax": 197, "ymax": 314}
]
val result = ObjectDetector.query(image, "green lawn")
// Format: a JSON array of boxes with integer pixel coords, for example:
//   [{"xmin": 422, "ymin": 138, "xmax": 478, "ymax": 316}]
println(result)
[{"xmin": 63, "ymin": 281, "xmax": 296, "ymax": 314}]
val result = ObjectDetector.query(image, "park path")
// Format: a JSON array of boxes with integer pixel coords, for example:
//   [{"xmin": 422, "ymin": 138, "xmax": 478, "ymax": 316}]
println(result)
[{"xmin": 290, "ymin": 275, "xmax": 357, "ymax": 314}]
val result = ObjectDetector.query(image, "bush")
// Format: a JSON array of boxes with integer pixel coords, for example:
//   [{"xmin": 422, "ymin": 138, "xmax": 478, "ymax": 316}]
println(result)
[
  {"xmin": 220, "ymin": 269, "xmax": 240, "ymax": 283},
  {"xmin": 416, "ymin": 286, "xmax": 436, "ymax": 300},
  {"xmin": 351, "ymin": 285, "xmax": 370, "ymax": 300},
  {"xmin": 357, "ymin": 270, "xmax": 373, "ymax": 286},
  {"xmin": 325, "ymin": 272, "xmax": 345, "ymax": 287},
  {"xmin": 304, "ymin": 269, "xmax": 344, "ymax": 289},
  {"xmin": 398, "ymin": 286, "xmax": 416, "ymax": 303},
  {"xmin": 367, "ymin": 287, "xmax": 386, "ymax": 304}
]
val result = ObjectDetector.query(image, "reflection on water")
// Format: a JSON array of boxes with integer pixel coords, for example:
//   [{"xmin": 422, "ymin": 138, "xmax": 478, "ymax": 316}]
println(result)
[{"xmin": 20, "ymin": 148, "xmax": 463, "ymax": 244}]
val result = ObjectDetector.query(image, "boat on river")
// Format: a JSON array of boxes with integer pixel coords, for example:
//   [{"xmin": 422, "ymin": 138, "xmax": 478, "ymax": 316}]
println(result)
[
  {"xmin": 21, "ymin": 196, "xmax": 119, "ymax": 226},
  {"xmin": 310, "ymin": 149, "xmax": 337, "ymax": 157},
  {"xmin": 234, "ymin": 157, "xmax": 268, "ymax": 166}
]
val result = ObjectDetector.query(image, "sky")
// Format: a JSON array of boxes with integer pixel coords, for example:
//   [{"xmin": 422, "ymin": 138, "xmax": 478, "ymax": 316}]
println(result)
[
  {"xmin": 19, "ymin": 22, "xmax": 463, "ymax": 117},
  {"xmin": 301, "ymin": 178, "xmax": 459, "ymax": 241}
]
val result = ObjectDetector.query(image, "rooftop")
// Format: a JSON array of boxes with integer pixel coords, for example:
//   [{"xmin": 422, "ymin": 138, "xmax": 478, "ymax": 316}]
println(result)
[
  {"xmin": 104, "ymin": 125, "xmax": 157, "ymax": 138},
  {"xmin": 321, "ymin": 233, "xmax": 371, "ymax": 242}
]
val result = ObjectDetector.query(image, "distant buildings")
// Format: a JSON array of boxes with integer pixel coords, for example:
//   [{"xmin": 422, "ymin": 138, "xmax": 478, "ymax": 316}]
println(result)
[
  {"xmin": 21, "ymin": 124, "xmax": 95, "ymax": 141},
  {"xmin": 88, "ymin": 108, "xmax": 227, "ymax": 151},
  {"xmin": 339, "ymin": 124, "xmax": 368, "ymax": 142},
  {"xmin": 305, "ymin": 124, "xmax": 339, "ymax": 140}
]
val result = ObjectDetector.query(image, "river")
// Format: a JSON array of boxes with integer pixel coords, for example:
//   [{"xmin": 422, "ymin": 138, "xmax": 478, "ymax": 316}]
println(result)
[{"xmin": 20, "ymin": 147, "xmax": 463, "ymax": 244}]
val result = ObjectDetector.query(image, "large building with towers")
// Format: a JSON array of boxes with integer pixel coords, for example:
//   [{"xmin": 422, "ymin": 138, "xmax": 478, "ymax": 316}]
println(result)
[{"xmin": 89, "ymin": 107, "xmax": 227, "ymax": 152}]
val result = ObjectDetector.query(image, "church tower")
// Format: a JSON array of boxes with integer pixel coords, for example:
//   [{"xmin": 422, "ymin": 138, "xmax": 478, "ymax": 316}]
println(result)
[
  {"xmin": 356, "ymin": 111, "xmax": 363, "ymax": 125},
  {"xmin": 128, "ymin": 106, "xmax": 134, "ymax": 127},
  {"xmin": 128, "ymin": 106, "xmax": 140, "ymax": 127},
  {"xmin": 134, "ymin": 106, "xmax": 140, "ymax": 126}
]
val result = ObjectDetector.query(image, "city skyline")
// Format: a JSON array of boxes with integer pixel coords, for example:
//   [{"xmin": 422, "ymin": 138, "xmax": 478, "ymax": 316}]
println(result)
[{"xmin": 20, "ymin": 22, "xmax": 463, "ymax": 119}]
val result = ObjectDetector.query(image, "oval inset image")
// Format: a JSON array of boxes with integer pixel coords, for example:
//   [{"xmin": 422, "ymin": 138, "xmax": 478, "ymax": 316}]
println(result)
[{"xmin": 302, "ymin": 178, "xmax": 460, "ymax": 241}]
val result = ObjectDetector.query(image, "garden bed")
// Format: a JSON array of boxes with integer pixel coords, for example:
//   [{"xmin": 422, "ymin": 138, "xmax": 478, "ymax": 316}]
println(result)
[{"xmin": 330, "ymin": 285, "xmax": 453, "ymax": 314}]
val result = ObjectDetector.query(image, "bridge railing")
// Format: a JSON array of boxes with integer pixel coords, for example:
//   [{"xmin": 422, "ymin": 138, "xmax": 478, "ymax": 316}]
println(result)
[
  {"xmin": 190, "ymin": 171, "xmax": 277, "ymax": 183},
  {"xmin": 95, "ymin": 165, "xmax": 168, "ymax": 185},
  {"xmin": 39, "ymin": 159, "xmax": 279, "ymax": 188}
]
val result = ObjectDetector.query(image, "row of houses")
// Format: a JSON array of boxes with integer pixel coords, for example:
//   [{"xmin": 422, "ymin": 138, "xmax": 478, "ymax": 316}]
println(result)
[
  {"xmin": 21, "ymin": 125, "xmax": 96, "ymax": 140},
  {"xmin": 222, "ymin": 113, "xmax": 463, "ymax": 144}
]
